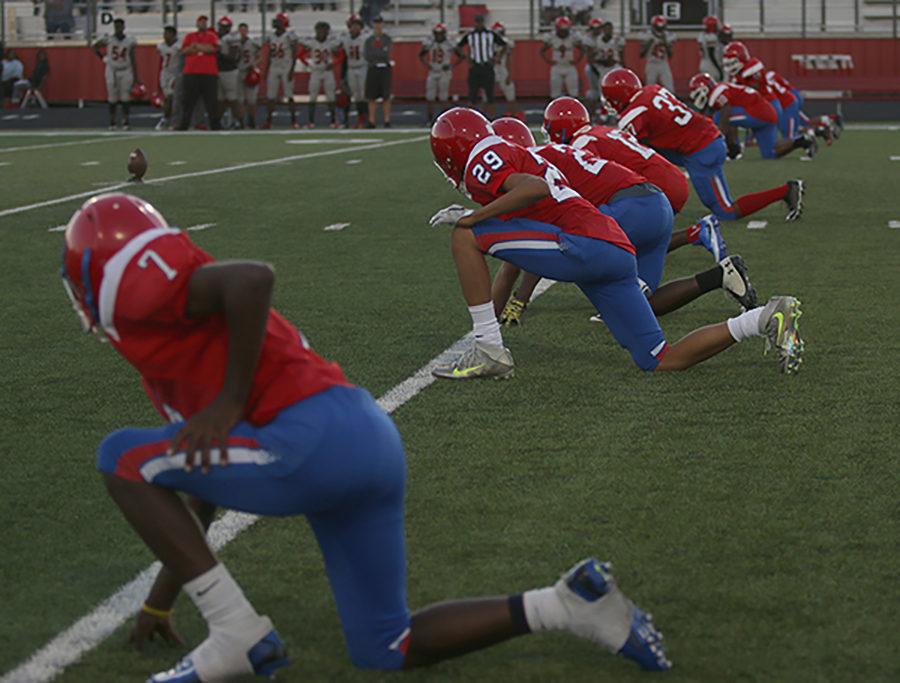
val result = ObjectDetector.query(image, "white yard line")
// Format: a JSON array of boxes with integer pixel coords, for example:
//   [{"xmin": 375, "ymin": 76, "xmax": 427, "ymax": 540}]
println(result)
[
  {"xmin": 0, "ymin": 134, "xmax": 145, "ymax": 154},
  {"xmin": 0, "ymin": 278, "xmax": 555, "ymax": 683},
  {"xmin": 1, "ymin": 136, "xmax": 427, "ymax": 220}
]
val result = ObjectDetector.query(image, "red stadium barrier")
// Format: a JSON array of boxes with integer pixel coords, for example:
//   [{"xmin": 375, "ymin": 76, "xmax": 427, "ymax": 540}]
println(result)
[{"xmin": 9, "ymin": 37, "xmax": 899, "ymax": 103}]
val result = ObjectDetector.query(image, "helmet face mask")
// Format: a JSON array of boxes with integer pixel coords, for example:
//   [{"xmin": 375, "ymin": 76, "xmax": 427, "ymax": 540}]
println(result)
[{"xmin": 688, "ymin": 73, "xmax": 715, "ymax": 110}]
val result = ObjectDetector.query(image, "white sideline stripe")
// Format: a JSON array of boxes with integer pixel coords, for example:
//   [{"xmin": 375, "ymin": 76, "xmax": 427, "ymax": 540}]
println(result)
[
  {"xmin": 1, "ymin": 278, "xmax": 556, "ymax": 683},
  {"xmin": 0, "ymin": 136, "xmax": 427, "ymax": 220},
  {"xmin": 0, "ymin": 134, "xmax": 145, "ymax": 154}
]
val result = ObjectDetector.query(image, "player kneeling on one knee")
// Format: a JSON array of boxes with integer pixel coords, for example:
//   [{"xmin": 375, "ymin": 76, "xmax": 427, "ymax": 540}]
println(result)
[
  {"xmin": 62, "ymin": 192, "xmax": 673, "ymax": 681},
  {"xmin": 428, "ymin": 108, "xmax": 805, "ymax": 377}
]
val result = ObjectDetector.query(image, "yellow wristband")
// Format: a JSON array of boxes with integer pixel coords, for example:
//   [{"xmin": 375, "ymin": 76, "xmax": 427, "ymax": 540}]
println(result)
[{"xmin": 141, "ymin": 603, "xmax": 172, "ymax": 619}]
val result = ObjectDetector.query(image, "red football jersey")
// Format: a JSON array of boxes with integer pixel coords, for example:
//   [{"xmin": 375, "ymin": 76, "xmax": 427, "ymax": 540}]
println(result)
[
  {"xmin": 708, "ymin": 82, "xmax": 778, "ymax": 124},
  {"xmin": 617, "ymin": 85, "xmax": 721, "ymax": 156},
  {"xmin": 764, "ymin": 69, "xmax": 797, "ymax": 109},
  {"xmin": 532, "ymin": 143, "xmax": 645, "ymax": 207},
  {"xmin": 463, "ymin": 136, "xmax": 634, "ymax": 254},
  {"xmin": 97, "ymin": 228, "xmax": 349, "ymax": 426},
  {"xmin": 570, "ymin": 125, "xmax": 689, "ymax": 213},
  {"xmin": 735, "ymin": 59, "xmax": 777, "ymax": 103}
]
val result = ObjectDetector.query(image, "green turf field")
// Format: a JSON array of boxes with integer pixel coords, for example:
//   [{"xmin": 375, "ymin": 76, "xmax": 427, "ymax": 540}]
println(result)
[{"xmin": 1, "ymin": 128, "xmax": 898, "ymax": 683}]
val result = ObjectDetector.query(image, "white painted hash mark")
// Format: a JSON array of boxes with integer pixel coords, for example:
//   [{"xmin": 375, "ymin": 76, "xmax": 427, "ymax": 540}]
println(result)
[
  {"xmin": 323, "ymin": 222, "xmax": 350, "ymax": 232},
  {"xmin": 47, "ymin": 225, "xmax": 66, "ymax": 232},
  {"xmin": 186, "ymin": 223, "xmax": 217, "ymax": 232},
  {"xmin": 346, "ymin": 159, "xmax": 362, "ymax": 165},
  {"xmin": 747, "ymin": 221, "xmax": 768, "ymax": 230},
  {"xmin": 80, "ymin": 161, "xmax": 100, "ymax": 166},
  {"xmin": 888, "ymin": 220, "xmax": 900, "ymax": 229},
  {"xmin": 168, "ymin": 160, "xmax": 187, "ymax": 166},
  {"xmin": 0, "ymin": 278, "xmax": 556, "ymax": 683}
]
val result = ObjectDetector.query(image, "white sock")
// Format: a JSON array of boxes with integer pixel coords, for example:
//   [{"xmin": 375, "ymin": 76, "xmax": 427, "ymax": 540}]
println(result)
[
  {"xmin": 184, "ymin": 563, "xmax": 262, "ymax": 636},
  {"xmin": 468, "ymin": 302, "xmax": 503, "ymax": 348},
  {"xmin": 522, "ymin": 586, "xmax": 568, "ymax": 632},
  {"xmin": 726, "ymin": 306, "xmax": 764, "ymax": 342}
]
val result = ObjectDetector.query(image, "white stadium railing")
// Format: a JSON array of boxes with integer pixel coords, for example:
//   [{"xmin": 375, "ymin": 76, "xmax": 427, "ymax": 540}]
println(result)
[{"xmin": 1, "ymin": 0, "xmax": 898, "ymax": 44}]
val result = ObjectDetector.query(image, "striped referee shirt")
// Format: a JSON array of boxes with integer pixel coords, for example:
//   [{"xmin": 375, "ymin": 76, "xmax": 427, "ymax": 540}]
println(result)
[{"xmin": 457, "ymin": 28, "xmax": 506, "ymax": 65}]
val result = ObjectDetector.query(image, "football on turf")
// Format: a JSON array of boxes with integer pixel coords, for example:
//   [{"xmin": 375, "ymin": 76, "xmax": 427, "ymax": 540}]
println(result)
[{"xmin": 127, "ymin": 148, "xmax": 148, "ymax": 182}]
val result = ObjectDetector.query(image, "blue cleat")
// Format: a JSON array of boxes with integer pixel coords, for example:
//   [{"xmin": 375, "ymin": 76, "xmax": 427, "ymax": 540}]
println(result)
[
  {"xmin": 619, "ymin": 605, "xmax": 673, "ymax": 672},
  {"xmin": 148, "ymin": 627, "xmax": 289, "ymax": 683},
  {"xmin": 694, "ymin": 214, "xmax": 727, "ymax": 261},
  {"xmin": 553, "ymin": 558, "xmax": 672, "ymax": 672}
]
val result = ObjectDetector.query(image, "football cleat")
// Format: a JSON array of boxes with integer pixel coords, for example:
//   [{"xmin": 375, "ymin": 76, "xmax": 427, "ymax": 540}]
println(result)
[
  {"xmin": 830, "ymin": 113, "xmax": 843, "ymax": 138},
  {"xmin": 719, "ymin": 255, "xmax": 757, "ymax": 310},
  {"xmin": 694, "ymin": 214, "xmax": 727, "ymax": 261},
  {"xmin": 554, "ymin": 559, "xmax": 672, "ymax": 671},
  {"xmin": 148, "ymin": 626, "xmax": 289, "ymax": 683},
  {"xmin": 758, "ymin": 296, "xmax": 804, "ymax": 374},
  {"xmin": 815, "ymin": 121, "xmax": 834, "ymax": 146},
  {"xmin": 800, "ymin": 130, "xmax": 817, "ymax": 160},
  {"xmin": 432, "ymin": 341, "xmax": 514, "ymax": 380},
  {"xmin": 499, "ymin": 296, "xmax": 527, "ymax": 326},
  {"xmin": 784, "ymin": 179, "xmax": 804, "ymax": 222}
]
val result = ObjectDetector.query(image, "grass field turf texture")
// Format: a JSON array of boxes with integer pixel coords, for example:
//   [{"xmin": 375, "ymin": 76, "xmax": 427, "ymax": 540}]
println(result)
[{"xmin": 1, "ymin": 129, "xmax": 898, "ymax": 683}]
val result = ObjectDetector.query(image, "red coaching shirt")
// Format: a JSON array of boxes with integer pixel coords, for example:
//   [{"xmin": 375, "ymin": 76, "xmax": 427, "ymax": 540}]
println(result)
[
  {"xmin": 97, "ymin": 228, "xmax": 348, "ymax": 426},
  {"xmin": 617, "ymin": 85, "xmax": 721, "ymax": 156},
  {"xmin": 463, "ymin": 136, "xmax": 634, "ymax": 255},
  {"xmin": 532, "ymin": 143, "xmax": 646, "ymax": 207},
  {"xmin": 182, "ymin": 29, "xmax": 219, "ymax": 75},
  {"xmin": 570, "ymin": 125, "xmax": 689, "ymax": 213}
]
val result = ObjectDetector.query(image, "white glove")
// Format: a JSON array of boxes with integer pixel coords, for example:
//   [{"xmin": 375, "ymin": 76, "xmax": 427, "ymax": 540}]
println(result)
[{"xmin": 429, "ymin": 204, "xmax": 473, "ymax": 228}]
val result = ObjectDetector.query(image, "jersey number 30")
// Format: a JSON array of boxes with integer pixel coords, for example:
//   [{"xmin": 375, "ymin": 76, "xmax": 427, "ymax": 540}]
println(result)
[{"xmin": 138, "ymin": 249, "xmax": 177, "ymax": 281}]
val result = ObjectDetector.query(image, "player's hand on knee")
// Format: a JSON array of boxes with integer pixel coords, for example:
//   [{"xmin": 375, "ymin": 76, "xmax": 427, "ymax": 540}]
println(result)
[
  {"xmin": 129, "ymin": 609, "xmax": 184, "ymax": 651},
  {"xmin": 169, "ymin": 396, "xmax": 243, "ymax": 474},
  {"xmin": 429, "ymin": 204, "xmax": 473, "ymax": 228}
]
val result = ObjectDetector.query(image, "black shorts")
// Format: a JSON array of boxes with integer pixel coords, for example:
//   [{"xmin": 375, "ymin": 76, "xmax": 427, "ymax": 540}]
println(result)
[
  {"xmin": 468, "ymin": 64, "xmax": 495, "ymax": 104},
  {"xmin": 365, "ymin": 66, "xmax": 392, "ymax": 100}
]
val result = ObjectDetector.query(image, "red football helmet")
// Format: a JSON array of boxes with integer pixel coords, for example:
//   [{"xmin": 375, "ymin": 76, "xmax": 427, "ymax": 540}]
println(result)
[
  {"xmin": 555, "ymin": 16, "xmax": 572, "ymax": 30},
  {"xmin": 491, "ymin": 21, "xmax": 505, "ymax": 33},
  {"xmin": 434, "ymin": 22, "xmax": 447, "ymax": 34},
  {"xmin": 650, "ymin": 15, "xmax": 667, "ymax": 30},
  {"xmin": 723, "ymin": 41, "xmax": 750, "ymax": 76},
  {"xmin": 688, "ymin": 72, "xmax": 716, "ymax": 110},
  {"xmin": 218, "ymin": 15, "xmax": 232, "ymax": 28},
  {"xmin": 61, "ymin": 194, "xmax": 169, "ymax": 333},
  {"xmin": 492, "ymin": 117, "xmax": 536, "ymax": 148},
  {"xmin": 542, "ymin": 97, "xmax": 590, "ymax": 144},
  {"xmin": 588, "ymin": 18, "xmax": 603, "ymax": 29},
  {"xmin": 430, "ymin": 107, "xmax": 494, "ymax": 188},
  {"xmin": 244, "ymin": 67, "xmax": 261, "ymax": 87},
  {"xmin": 601, "ymin": 67, "xmax": 642, "ymax": 113},
  {"xmin": 129, "ymin": 82, "xmax": 147, "ymax": 101},
  {"xmin": 703, "ymin": 15, "xmax": 719, "ymax": 32},
  {"xmin": 149, "ymin": 91, "xmax": 164, "ymax": 109},
  {"xmin": 274, "ymin": 12, "xmax": 289, "ymax": 28}
]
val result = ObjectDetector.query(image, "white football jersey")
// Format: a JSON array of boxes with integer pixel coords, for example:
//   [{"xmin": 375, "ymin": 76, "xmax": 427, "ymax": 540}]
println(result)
[
  {"xmin": 267, "ymin": 31, "xmax": 298, "ymax": 70},
  {"xmin": 340, "ymin": 31, "xmax": 368, "ymax": 69},
  {"xmin": 157, "ymin": 41, "xmax": 180, "ymax": 77},
  {"xmin": 641, "ymin": 30, "xmax": 675, "ymax": 64},
  {"xmin": 102, "ymin": 34, "xmax": 137, "ymax": 71},
  {"xmin": 303, "ymin": 35, "xmax": 342, "ymax": 72},
  {"xmin": 583, "ymin": 33, "xmax": 625, "ymax": 66},
  {"xmin": 697, "ymin": 32, "xmax": 722, "ymax": 64},
  {"xmin": 420, "ymin": 36, "xmax": 455, "ymax": 72},
  {"xmin": 237, "ymin": 37, "xmax": 261, "ymax": 73},
  {"xmin": 544, "ymin": 34, "xmax": 580, "ymax": 65},
  {"xmin": 495, "ymin": 36, "xmax": 514, "ymax": 68}
]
